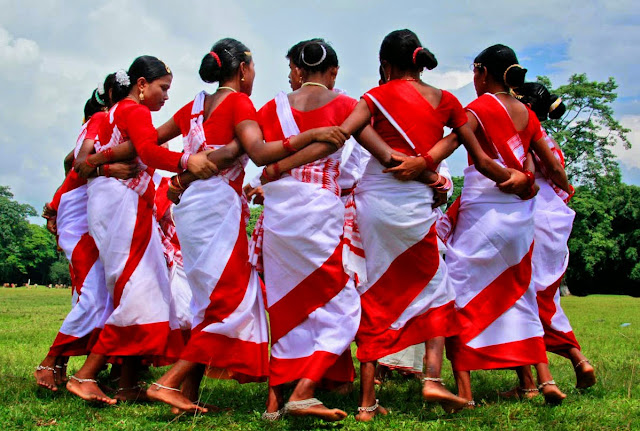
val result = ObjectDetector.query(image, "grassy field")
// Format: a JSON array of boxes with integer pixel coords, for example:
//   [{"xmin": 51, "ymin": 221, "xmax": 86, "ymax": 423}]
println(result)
[{"xmin": 1, "ymin": 287, "xmax": 638, "ymax": 430}]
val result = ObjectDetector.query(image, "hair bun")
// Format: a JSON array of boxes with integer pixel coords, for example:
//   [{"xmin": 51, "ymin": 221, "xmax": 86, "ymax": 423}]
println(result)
[
  {"xmin": 504, "ymin": 64, "xmax": 527, "ymax": 88},
  {"xmin": 199, "ymin": 51, "xmax": 222, "ymax": 83},
  {"xmin": 414, "ymin": 47, "xmax": 438, "ymax": 70},
  {"xmin": 548, "ymin": 95, "xmax": 566, "ymax": 119}
]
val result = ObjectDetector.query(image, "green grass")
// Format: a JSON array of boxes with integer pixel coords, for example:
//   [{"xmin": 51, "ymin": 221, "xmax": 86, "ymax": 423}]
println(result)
[{"xmin": 1, "ymin": 287, "xmax": 638, "ymax": 430}]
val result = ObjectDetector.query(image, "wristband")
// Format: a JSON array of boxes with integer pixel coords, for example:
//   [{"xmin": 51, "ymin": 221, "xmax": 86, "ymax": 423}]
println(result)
[
  {"xmin": 180, "ymin": 153, "xmax": 191, "ymax": 171},
  {"xmin": 103, "ymin": 164, "xmax": 111, "ymax": 178},
  {"xmin": 282, "ymin": 136, "xmax": 297, "ymax": 153},
  {"xmin": 420, "ymin": 153, "xmax": 437, "ymax": 171}
]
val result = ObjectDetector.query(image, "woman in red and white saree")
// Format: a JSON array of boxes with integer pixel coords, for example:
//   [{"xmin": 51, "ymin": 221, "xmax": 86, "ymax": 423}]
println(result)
[
  {"xmin": 35, "ymin": 91, "xmax": 110, "ymax": 392},
  {"xmin": 66, "ymin": 56, "xmax": 215, "ymax": 405},
  {"xmin": 442, "ymin": 45, "xmax": 572, "ymax": 405},
  {"xmin": 336, "ymin": 30, "xmax": 482, "ymax": 419},
  {"xmin": 514, "ymin": 82, "xmax": 595, "ymax": 389}
]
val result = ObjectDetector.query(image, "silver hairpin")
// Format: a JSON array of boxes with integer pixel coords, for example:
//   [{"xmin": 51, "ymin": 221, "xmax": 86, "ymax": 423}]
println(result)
[{"xmin": 301, "ymin": 44, "xmax": 327, "ymax": 67}]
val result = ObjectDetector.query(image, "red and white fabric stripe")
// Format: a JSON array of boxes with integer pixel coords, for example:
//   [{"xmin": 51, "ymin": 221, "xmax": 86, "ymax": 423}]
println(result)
[
  {"xmin": 95, "ymin": 102, "xmax": 153, "ymax": 203},
  {"xmin": 87, "ymin": 177, "xmax": 184, "ymax": 364},
  {"xmin": 354, "ymin": 157, "xmax": 458, "ymax": 363},
  {"xmin": 172, "ymin": 176, "xmax": 269, "ymax": 382},
  {"xmin": 445, "ymin": 164, "xmax": 547, "ymax": 371},
  {"xmin": 532, "ymin": 175, "xmax": 580, "ymax": 355}
]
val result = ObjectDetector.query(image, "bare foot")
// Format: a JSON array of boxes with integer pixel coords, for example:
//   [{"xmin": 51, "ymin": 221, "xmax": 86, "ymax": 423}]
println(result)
[
  {"xmin": 287, "ymin": 403, "xmax": 348, "ymax": 422},
  {"xmin": 34, "ymin": 365, "xmax": 58, "ymax": 392},
  {"xmin": 171, "ymin": 402, "xmax": 226, "ymax": 415},
  {"xmin": 422, "ymin": 381, "xmax": 468, "ymax": 413},
  {"xmin": 499, "ymin": 386, "xmax": 539, "ymax": 400},
  {"xmin": 540, "ymin": 384, "xmax": 566, "ymax": 405},
  {"xmin": 146, "ymin": 384, "xmax": 207, "ymax": 413},
  {"xmin": 54, "ymin": 357, "xmax": 68, "ymax": 385},
  {"xmin": 66, "ymin": 377, "xmax": 117, "ymax": 404},
  {"xmin": 355, "ymin": 404, "xmax": 388, "ymax": 422},
  {"xmin": 575, "ymin": 361, "xmax": 596, "ymax": 389},
  {"xmin": 115, "ymin": 386, "xmax": 150, "ymax": 402}
]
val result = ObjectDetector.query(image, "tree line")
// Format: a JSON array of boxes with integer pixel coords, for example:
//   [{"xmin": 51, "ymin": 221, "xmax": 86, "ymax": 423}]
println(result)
[{"xmin": 1, "ymin": 74, "xmax": 636, "ymax": 296}]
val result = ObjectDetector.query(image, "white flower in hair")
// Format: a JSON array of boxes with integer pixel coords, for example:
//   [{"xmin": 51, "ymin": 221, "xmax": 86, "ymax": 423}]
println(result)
[
  {"xmin": 97, "ymin": 82, "xmax": 105, "ymax": 95},
  {"xmin": 115, "ymin": 69, "xmax": 130, "ymax": 87}
]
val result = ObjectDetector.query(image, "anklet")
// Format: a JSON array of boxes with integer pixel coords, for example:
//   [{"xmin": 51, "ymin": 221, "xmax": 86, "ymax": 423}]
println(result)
[
  {"xmin": 357, "ymin": 399, "xmax": 379, "ymax": 412},
  {"xmin": 261, "ymin": 408, "xmax": 284, "ymax": 421},
  {"xmin": 538, "ymin": 380, "xmax": 556, "ymax": 390},
  {"xmin": 422, "ymin": 377, "xmax": 444, "ymax": 384},
  {"xmin": 284, "ymin": 398, "xmax": 323, "ymax": 412},
  {"xmin": 466, "ymin": 400, "xmax": 476, "ymax": 407},
  {"xmin": 520, "ymin": 387, "xmax": 539, "ymax": 393},
  {"xmin": 36, "ymin": 365, "xmax": 56, "ymax": 372},
  {"xmin": 69, "ymin": 375, "xmax": 97, "ymax": 384},
  {"xmin": 574, "ymin": 359, "xmax": 590, "ymax": 369},
  {"xmin": 151, "ymin": 382, "xmax": 180, "ymax": 392}
]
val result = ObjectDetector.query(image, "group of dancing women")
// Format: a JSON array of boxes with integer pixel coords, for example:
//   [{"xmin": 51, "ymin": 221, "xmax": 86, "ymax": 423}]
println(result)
[{"xmin": 35, "ymin": 29, "xmax": 596, "ymax": 422}]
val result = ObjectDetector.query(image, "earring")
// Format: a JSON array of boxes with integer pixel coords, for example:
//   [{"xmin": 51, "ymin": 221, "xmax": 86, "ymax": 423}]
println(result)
[
  {"xmin": 241, "ymin": 75, "xmax": 245, "ymax": 82},
  {"xmin": 139, "ymin": 91, "xmax": 144, "ymax": 101}
]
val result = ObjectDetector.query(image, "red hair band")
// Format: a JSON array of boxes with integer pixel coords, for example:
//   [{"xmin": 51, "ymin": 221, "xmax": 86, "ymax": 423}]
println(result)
[
  {"xmin": 210, "ymin": 51, "xmax": 221, "ymax": 67},
  {"xmin": 412, "ymin": 47, "xmax": 423, "ymax": 65}
]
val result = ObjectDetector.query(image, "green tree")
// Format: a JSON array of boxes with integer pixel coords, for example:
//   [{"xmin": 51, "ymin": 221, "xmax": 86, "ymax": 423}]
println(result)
[
  {"xmin": 0, "ymin": 186, "xmax": 37, "ymax": 282},
  {"xmin": 537, "ymin": 74, "xmax": 630, "ymax": 190},
  {"xmin": 20, "ymin": 224, "xmax": 58, "ymax": 285},
  {"xmin": 246, "ymin": 205, "xmax": 263, "ymax": 236},
  {"xmin": 49, "ymin": 255, "xmax": 72, "ymax": 285}
]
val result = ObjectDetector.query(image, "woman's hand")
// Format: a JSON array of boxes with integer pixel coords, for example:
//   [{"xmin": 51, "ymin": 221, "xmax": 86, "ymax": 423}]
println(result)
[
  {"xmin": 382, "ymin": 153, "xmax": 427, "ymax": 181},
  {"xmin": 167, "ymin": 186, "xmax": 182, "ymax": 205},
  {"xmin": 75, "ymin": 157, "xmax": 98, "ymax": 178},
  {"xmin": 243, "ymin": 184, "xmax": 264, "ymax": 205},
  {"xmin": 187, "ymin": 150, "xmax": 219, "ymax": 179},
  {"xmin": 46, "ymin": 217, "xmax": 57, "ymax": 235},
  {"xmin": 432, "ymin": 190, "xmax": 448, "ymax": 209},
  {"xmin": 310, "ymin": 126, "xmax": 350, "ymax": 149},
  {"xmin": 105, "ymin": 162, "xmax": 139, "ymax": 180},
  {"xmin": 497, "ymin": 169, "xmax": 537, "ymax": 198}
]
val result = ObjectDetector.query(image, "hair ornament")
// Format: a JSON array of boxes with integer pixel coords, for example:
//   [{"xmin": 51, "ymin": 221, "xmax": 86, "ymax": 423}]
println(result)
[
  {"xmin": 94, "ymin": 88, "xmax": 105, "ymax": 106},
  {"xmin": 549, "ymin": 97, "xmax": 563, "ymax": 113},
  {"xmin": 163, "ymin": 61, "xmax": 171, "ymax": 74},
  {"xmin": 301, "ymin": 43, "xmax": 327, "ymax": 67},
  {"xmin": 210, "ymin": 51, "xmax": 221, "ymax": 67},
  {"xmin": 412, "ymin": 47, "xmax": 423, "ymax": 65},
  {"xmin": 97, "ymin": 82, "xmax": 105, "ymax": 96},
  {"xmin": 503, "ymin": 64, "xmax": 524, "ymax": 86},
  {"xmin": 115, "ymin": 69, "xmax": 131, "ymax": 87}
]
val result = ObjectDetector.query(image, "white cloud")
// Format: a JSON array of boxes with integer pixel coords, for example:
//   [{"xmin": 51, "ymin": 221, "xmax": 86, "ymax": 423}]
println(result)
[
  {"xmin": 0, "ymin": 26, "xmax": 39, "ymax": 65},
  {"xmin": 615, "ymin": 115, "xmax": 640, "ymax": 169}
]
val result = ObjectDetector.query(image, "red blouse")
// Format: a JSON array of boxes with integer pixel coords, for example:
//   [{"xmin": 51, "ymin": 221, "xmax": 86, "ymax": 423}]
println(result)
[
  {"xmin": 362, "ymin": 81, "xmax": 467, "ymax": 156},
  {"xmin": 257, "ymin": 94, "xmax": 357, "ymax": 140},
  {"xmin": 98, "ymin": 98, "xmax": 182, "ymax": 172},
  {"xmin": 173, "ymin": 92, "xmax": 257, "ymax": 147}
]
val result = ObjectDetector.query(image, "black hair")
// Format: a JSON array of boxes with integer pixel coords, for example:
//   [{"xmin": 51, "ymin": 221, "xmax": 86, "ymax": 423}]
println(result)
[
  {"xmin": 102, "ymin": 73, "xmax": 116, "ymax": 108},
  {"xmin": 84, "ymin": 89, "xmax": 104, "ymax": 122},
  {"xmin": 515, "ymin": 82, "xmax": 566, "ymax": 121},
  {"xmin": 199, "ymin": 38, "xmax": 252, "ymax": 84},
  {"xmin": 297, "ymin": 39, "xmax": 338, "ymax": 73},
  {"xmin": 112, "ymin": 55, "xmax": 172, "ymax": 103},
  {"xmin": 474, "ymin": 44, "xmax": 527, "ymax": 88},
  {"xmin": 379, "ymin": 29, "xmax": 437, "ymax": 71},
  {"xmin": 286, "ymin": 38, "xmax": 322, "ymax": 68}
]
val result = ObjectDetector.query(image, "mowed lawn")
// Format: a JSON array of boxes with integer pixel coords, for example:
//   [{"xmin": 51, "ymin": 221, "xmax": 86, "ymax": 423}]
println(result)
[{"xmin": 1, "ymin": 287, "xmax": 638, "ymax": 430}]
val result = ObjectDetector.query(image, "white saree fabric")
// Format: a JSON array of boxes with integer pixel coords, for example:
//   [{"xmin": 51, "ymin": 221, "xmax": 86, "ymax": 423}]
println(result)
[{"xmin": 446, "ymin": 165, "xmax": 543, "ymax": 351}]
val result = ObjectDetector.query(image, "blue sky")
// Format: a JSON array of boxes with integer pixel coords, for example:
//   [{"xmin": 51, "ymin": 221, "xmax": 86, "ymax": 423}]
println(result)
[{"xmin": 1, "ymin": 0, "xmax": 638, "ymax": 215}]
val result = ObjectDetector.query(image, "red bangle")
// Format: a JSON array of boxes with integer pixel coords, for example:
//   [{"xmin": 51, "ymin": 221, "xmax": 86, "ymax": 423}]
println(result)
[
  {"xmin": 103, "ymin": 164, "xmax": 110, "ymax": 178},
  {"xmin": 85, "ymin": 157, "xmax": 97, "ymax": 169},
  {"xmin": 426, "ymin": 173, "xmax": 443, "ymax": 188},
  {"xmin": 421, "ymin": 153, "xmax": 437, "ymax": 171},
  {"xmin": 523, "ymin": 169, "xmax": 535, "ymax": 186},
  {"xmin": 104, "ymin": 148, "xmax": 114, "ymax": 163},
  {"xmin": 262, "ymin": 163, "xmax": 282, "ymax": 182},
  {"xmin": 282, "ymin": 136, "xmax": 297, "ymax": 154}
]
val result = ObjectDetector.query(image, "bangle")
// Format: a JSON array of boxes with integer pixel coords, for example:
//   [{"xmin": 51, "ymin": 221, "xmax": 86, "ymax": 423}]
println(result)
[
  {"xmin": 282, "ymin": 136, "xmax": 297, "ymax": 153},
  {"xmin": 262, "ymin": 163, "xmax": 282, "ymax": 182},
  {"xmin": 180, "ymin": 153, "xmax": 191, "ymax": 171},
  {"xmin": 171, "ymin": 175, "xmax": 185, "ymax": 191},
  {"xmin": 434, "ymin": 176, "xmax": 452, "ymax": 192},
  {"xmin": 85, "ymin": 157, "xmax": 97, "ymax": 169},
  {"xmin": 97, "ymin": 166, "xmax": 101, "ymax": 176},
  {"xmin": 523, "ymin": 169, "xmax": 535, "ymax": 186},
  {"xmin": 104, "ymin": 148, "xmax": 114, "ymax": 163},
  {"xmin": 103, "ymin": 164, "xmax": 110, "ymax": 178},
  {"xmin": 420, "ymin": 153, "xmax": 437, "ymax": 171},
  {"xmin": 426, "ymin": 173, "xmax": 443, "ymax": 188}
]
